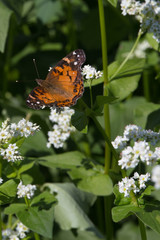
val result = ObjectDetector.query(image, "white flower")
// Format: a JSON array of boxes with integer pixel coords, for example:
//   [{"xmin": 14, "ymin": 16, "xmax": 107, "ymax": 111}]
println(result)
[
  {"xmin": 9, "ymin": 235, "xmax": 19, "ymax": 240},
  {"xmin": 151, "ymin": 165, "xmax": 160, "ymax": 189},
  {"xmin": 2, "ymin": 229, "xmax": 12, "ymax": 238},
  {"xmin": 118, "ymin": 176, "xmax": 138, "ymax": 197},
  {"xmin": 82, "ymin": 64, "xmax": 103, "ymax": 80},
  {"xmin": 0, "ymin": 143, "xmax": 23, "ymax": 162},
  {"xmin": 118, "ymin": 172, "xmax": 150, "ymax": 197},
  {"xmin": 138, "ymin": 173, "xmax": 150, "ymax": 188},
  {"xmin": 10, "ymin": 119, "xmax": 40, "ymax": 138},
  {"xmin": 16, "ymin": 222, "xmax": 29, "ymax": 239},
  {"xmin": 123, "ymin": 124, "xmax": 142, "ymax": 140},
  {"xmin": 112, "ymin": 136, "xmax": 127, "ymax": 150},
  {"xmin": 17, "ymin": 181, "xmax": 36, "ymax": 199},
  {"xmin": 47, "ymin": 108, "xmax": 75, "ymax": 149}
]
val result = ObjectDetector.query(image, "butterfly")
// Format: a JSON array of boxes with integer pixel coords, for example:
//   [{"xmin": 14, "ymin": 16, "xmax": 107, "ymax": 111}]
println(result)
[{"xmin": 26, "ymin": 49, "xmax": 86, "ymax": 110}]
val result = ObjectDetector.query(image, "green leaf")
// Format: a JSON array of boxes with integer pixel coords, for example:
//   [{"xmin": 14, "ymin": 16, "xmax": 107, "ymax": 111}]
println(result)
[
  {"xmin": 0, "ymin": 1, "xmax": 12, "ymax": 52},
  {"xmin": 112, "ymin": 205, "xmax": 141, "ymax": 222},
  {"xmin": 93, "ymin": 96, "xmax": 117, "ymax": 115},
  {"xmin": 139, "ymin": 185, "xmax": 154, "ymax": 199},
  {"xmin": 4, "ymin": 203, "xmax": 26, "ymax": 214},
  {"xmin": 38, "ymin": 151, "xmax": 84, "ymax": 169},
  {"xmin": 43, "ymin": 183, "xmax": 99, "ymax": 233},
  {"xmin": 146, "ymin": 108, "xmax": 160, "ymax": 130},
  {"xmin": 6, "ymin": 192, "xmax": 56, "ymax": 238},
  {"xmin": 107, "ymin": 58, "xmax": 145, "ymax": 102},
  {"xmin": 117, "ymin": 222, "xmax": 160, "ymax": 240},
  {"xmin": 106, "ymin": 0, "xmax": 118, "ymax": 7},
  {"xmin": 68, "ymin": 167, "xmax": 113, "ymax": 196},
  {"xmin": 54, "ymin": 229, "xmax": 105, "ymax": 240},
  {"xmin": 71, "ymin": 110, "xmax": 88, "ymax": 131},
  {"xmin": 35, "ymin": 0, "xmax": 63, "ymax": 24},
  {"xmin": 135, "ymin": 203, "xmax": 160, "ymax": 235},
  {"xmin": 17, "ymin": 160, "xmax": 35, "ymax": 178},
  {"xmin": 146, "ymin": 33, "xmax": 160, "ymax": 52},
  {"xmin": 21, "ymin": 130, "xmax": 54, "ymax": 156},
  {"xmin": 134, "ymin": 101, "xmax": 160, "ymax": 128},
  {"xmin": 0, "ymin": 179, "xmax": 18, "ymax": 205}
]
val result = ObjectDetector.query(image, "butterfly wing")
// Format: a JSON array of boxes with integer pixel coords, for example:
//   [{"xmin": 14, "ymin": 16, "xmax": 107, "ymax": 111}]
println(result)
[{"xmin": 26, "ymin": 49, "xmax": 86, "ymax": 109}]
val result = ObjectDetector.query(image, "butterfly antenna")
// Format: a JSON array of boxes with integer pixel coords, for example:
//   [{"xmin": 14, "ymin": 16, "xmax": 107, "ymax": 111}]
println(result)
[{"xmin": 33, "ymin": 59, "xmax": 40, "ymax": 79}]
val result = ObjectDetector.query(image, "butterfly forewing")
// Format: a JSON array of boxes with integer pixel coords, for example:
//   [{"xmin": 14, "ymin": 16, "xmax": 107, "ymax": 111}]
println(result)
[{"xmin": 26, "ymin": 49, "xmax": 86, "ymax": 109}]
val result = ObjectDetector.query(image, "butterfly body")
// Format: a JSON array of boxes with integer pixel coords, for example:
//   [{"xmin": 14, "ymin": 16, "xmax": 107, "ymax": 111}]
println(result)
[{"xmin": 26, "ymin": 49, "xmax": 86, "ymax": 110}]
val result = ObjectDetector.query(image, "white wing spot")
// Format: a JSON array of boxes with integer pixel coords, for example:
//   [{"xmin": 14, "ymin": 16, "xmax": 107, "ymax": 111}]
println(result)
[
  {"xmin": 73, "ymin": 51, "xmax": 76, "ymax": 55},
  {"xmin": 37, "ymin": 101, "xmax": 40, "ymax": 104},
  {"xmin": 27, "ymin": 100, "xmax": 30, "ymax": 103},
  {"xmin": 74, "ymin": 62, "xmax": 78, "ymax": 65}
]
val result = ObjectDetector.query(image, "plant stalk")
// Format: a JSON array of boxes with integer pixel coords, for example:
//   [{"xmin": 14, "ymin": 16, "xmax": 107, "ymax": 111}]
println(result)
[
  {"xmin": 138, "ymin": 219, "xmax": 147, "ymax": 240},
  {"xmin": 98, "ymin": 0, "xmax": 110, "ymax": 175}
]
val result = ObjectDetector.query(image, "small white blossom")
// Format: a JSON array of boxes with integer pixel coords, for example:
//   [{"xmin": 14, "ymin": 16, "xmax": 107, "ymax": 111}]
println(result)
[
  {"xmin": 2, "ymin": 229, "xmax": 12, "ymax": 238},
  {"xmin": 16, "ymin": 222, "xmax": 29, "ymax": 239},
  {"xmin": 47, "ymin": 108, "xmax": 75, "ymax": 148},
  {"xmin": 82, "ymin": 65, "xmax": 103, "ymax": 80},
  {"xmin": 10, "ymin": 119, "xmax": 40, "ymax": 138},
  {"xmin": 0, "ymin": 178, "xmax": 3, "ymax": 184},
  {"xmin": 17, "ymin": 181, "xmax": 36, "ymax": 199},
  {"xmin": 9, "ymin": 235, "xmax": 19, "ymax": 240},
  {"xmin": 138, "ymin": 173, "xmax": 150, "ymax": 188},
  {"xmin": 118, "ymin": 172, "xmax": 150, "ymax": 197},
  {"xmin": 0, "ymin": 143, "xmax": 23, "ymax": 162},
  {"xmin": 112, "ymin": 136, "xmax": 127, "ymax": 150}
]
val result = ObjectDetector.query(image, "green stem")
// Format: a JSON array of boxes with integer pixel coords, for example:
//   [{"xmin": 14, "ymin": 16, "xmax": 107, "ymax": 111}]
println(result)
[
  {"xmin": 98, "ymin": 0, "xmax": 110, "ymax": 175},
  {"xmin": 34, "ymin": 232, "xmax": 41, "ymax": 240},
  {"xmin": 143, "ymin": 70, "xmax": 150, "ymax": 101},
  {"xmin": 110, "ymin": 30, "xmax": 143, "ymax": 81},
  {"xmin": 24, "ymin": 196, "xmax": 30, "ymax": 207},
  {"xmin": 138, "ymin": 219, "xmax": 147, "ymax": 240},
  {"xmin": 89, "ymin": 80, "xmax": 93, "ymax": 108},
  {"xmin": 90, "ymin": 113, "xmax": 119, "ymax": 161}
]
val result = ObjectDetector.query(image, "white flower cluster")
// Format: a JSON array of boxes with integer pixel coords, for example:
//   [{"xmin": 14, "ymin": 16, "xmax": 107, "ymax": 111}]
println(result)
[
  {"xmin": 17, "ymin": 181, "xmax": 36, "ymax": 199},
  {"xmin": 2, "ymin": 223, "xmax": 29, "ymax": 240},
  {"xmin": 0, "ymin": 119, "xmax": 39, "ymax": 163},
  {"xmin": 47, "ymin": 107, "xmax": 75, "ymax": 148},
  {"xmin": 119, "ymin": 141, "xmax": 159, "ymax": 169},
  {"xmin": 113, "ymin": 124, "xmax": 160, "ymax": 194},
  {"xmin": 82, "ymin": 65, "xmax": 103, "ymax": 80},
  {"xmin": 0, "ymin": 143, "xmax": 23, "ymax": 162},
  {"xmin": 112, "ymin": 124, "xmax": 160, "ymax": 151},
  {"xmin": 112, "ymin": 125, "xmax": 160, "ymax": 169},
  {"xmin": 120, "ymin": 0, "xmax": 160, "ymax": 43},
  {"xmin": 10, "ymin": 118, "xmax": 40, "ymax": 138},
  {"xmin": 118, "ymin": 172, "xmax": 150, "ymax": 197}
]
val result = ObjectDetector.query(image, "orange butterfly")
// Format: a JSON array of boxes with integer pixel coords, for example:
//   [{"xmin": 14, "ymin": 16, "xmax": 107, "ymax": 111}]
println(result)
[{"xmin": 26, "ymin": 49, "xmax": 86, "ymax": 109}]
